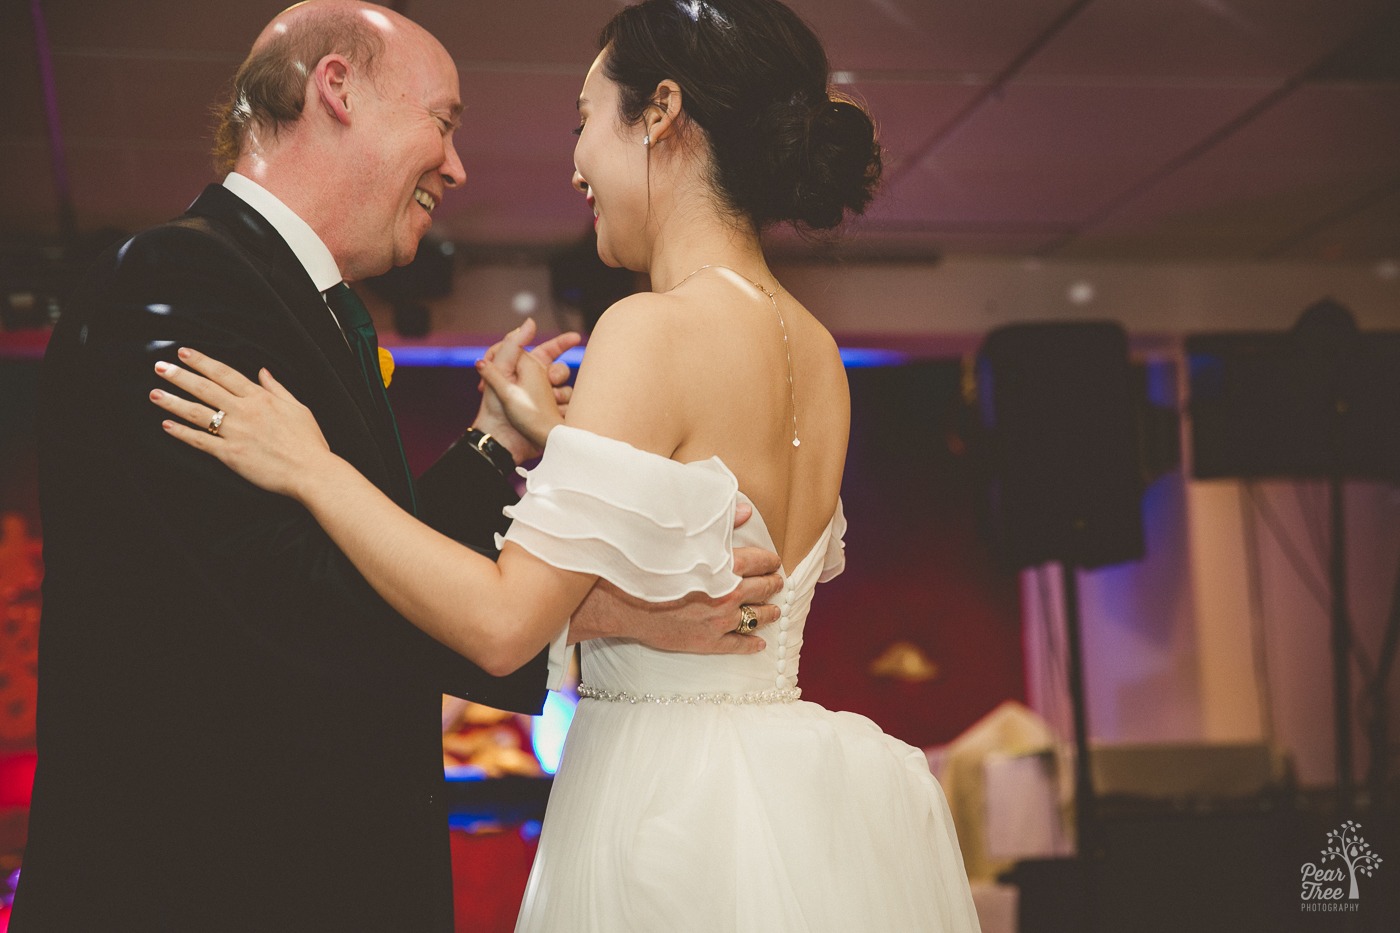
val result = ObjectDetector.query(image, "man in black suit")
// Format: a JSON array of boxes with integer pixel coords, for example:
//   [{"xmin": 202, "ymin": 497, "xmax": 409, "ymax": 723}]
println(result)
[{"xmin": 12, "ymin": 2, "xmax": 779, "ymax": 929}]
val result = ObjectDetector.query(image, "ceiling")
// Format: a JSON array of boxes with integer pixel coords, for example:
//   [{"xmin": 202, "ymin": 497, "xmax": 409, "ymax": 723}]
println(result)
[{"xmin": 2, "ymin": 0, "xmax": 1398, "ymax": 264}]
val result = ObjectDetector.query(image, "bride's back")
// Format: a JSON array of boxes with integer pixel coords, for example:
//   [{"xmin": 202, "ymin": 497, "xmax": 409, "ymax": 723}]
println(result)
[
  {"xmin": 666, "ymin": 270, "xmax": 848, "ymax": 572},
  {"xmin": 565, "ymin": 273, "xmax": 847, "ymax": 573}
]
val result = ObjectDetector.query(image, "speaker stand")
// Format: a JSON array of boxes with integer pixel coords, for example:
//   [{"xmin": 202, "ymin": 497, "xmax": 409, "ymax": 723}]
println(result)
[
  {"xmin": 1328, "ymin": 472, "xmax": 1355, "ymax": 812},
  {"xmin": 1368, "ymin": 545, "xmax": 1400, "ymax": 810},
  {"xmin": 1059, "ymin": 562, "xmax": 1100, "ymax": 931}
]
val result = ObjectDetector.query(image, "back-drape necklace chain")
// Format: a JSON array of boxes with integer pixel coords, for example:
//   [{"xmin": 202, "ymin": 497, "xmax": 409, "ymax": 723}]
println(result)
[{"xmin": 666, "ymin": 264, "xmax": 801, "ymax": 448}]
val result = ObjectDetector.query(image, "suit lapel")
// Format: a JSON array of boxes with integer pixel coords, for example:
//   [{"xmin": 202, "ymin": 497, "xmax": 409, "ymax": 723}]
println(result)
[{"xmin": 184, "ymin": 186, "xmax": 416, "ymax": 510}]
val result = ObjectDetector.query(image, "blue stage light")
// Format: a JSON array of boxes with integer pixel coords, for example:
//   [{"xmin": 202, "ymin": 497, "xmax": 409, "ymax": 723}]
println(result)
[
  {"xmin": 388, "ymin": 345, "xmax": 907, "ymax": 369},
  {"xmin": 531, "ymin": 690, "xmax": 577, "ymax": 775}
]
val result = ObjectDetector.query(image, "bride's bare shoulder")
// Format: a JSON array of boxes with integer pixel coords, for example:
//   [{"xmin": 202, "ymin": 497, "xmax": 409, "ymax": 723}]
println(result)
[
  {"xmin": 565, "ymin": 292, "xmax": 700, "ymax": 454},
  {"xmin": 595, "ymin": 289, "xmax": 698, "ymax": 327},
  {"xmin": 580, "ymin": 291, "xmax": 710, "ymax": 366}
]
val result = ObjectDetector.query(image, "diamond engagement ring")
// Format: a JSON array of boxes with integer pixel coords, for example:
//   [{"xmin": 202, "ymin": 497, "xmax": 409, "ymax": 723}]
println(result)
[{"xmin": 207, "ymin": 410, "xmax": 226, "ymax": 436}]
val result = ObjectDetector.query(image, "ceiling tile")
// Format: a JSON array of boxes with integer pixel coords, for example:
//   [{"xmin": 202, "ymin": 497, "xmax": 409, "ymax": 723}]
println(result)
[
  {"xmin": 414, "ymin": 0, "xmax": 617, "ymax": 68},
  {"xmin": 884, "ymin": 82, "xmax": 1270, "ymax": 226},
  {"xmin": 1271, "ymin": 181, "xmax": 1400, "ymax": 262},
  {"xmin": 49, "ymin": 54, "xmax": 233, "ymax": 145},
  {"xmin": 1064, "ymin": 83, "xmax": 1400, "ymax": 259},
  {"xmin": 1020, "ymin": 0, "xmax": 1390, "ymax": 80},
  {"xmin": 42, "ymin": 0, "xmax": 279, "ymax": 57},
  {"xmin": 800, "ymin": 0, "xmax": 1081, "ymax": 75},
  {"xmin": 455, "ymin": 70, "xmax": 584, "ymax": 160},
  {"xmin": 843, "ymin": 79, "xmax": 984, "ymax": 175},
  {"xmin": 1, "ymin": 0, "xmax": 1394, "ymax": 263}
]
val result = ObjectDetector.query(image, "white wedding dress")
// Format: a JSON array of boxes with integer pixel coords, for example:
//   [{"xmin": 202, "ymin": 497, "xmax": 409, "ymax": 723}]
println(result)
[{"xmin": 505, "ymin": 427, "xmax": 980, "ymax": 933}]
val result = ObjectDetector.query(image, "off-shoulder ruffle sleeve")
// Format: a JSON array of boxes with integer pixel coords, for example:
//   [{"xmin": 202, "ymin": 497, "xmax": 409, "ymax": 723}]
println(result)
[
  {"xmin": 497, "ymin": 426, "xmax": 742, "ymax": 602},
  {"xmin": 818, "ymin": 497, "xmax": 848, "ymax": 584}
]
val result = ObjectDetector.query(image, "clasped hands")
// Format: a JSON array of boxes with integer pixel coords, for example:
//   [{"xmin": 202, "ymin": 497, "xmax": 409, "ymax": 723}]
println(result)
[{"xmin": 469, "ymin": 317, "xmax": 577, "ymax": 464}]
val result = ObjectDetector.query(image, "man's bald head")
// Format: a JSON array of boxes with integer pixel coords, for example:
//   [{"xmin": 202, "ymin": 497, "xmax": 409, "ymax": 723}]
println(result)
[{"xmin": 212, "ymin": 1, "xmax": 428, "ymax": 174}]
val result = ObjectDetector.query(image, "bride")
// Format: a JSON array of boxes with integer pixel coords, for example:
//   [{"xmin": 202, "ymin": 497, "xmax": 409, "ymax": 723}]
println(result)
[{"xmin": 150, "ymin": 0, "xmax": 979, "ymax": 928}]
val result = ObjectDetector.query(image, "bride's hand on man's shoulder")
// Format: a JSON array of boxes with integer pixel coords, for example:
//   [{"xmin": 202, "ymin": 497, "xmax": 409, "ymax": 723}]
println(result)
[
  {"xmin": 474, "ymin": 318, "xmax": 578, "ymax": 459},
  {"xmin": 149, "ymin": 347, "xmax": 331, "ymax": 499}
]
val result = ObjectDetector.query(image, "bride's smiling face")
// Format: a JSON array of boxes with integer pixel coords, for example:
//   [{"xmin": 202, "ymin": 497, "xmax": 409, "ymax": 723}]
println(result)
[{"xmin": 571, "ymin": 51, "xmax": 653, "ymax": 270}]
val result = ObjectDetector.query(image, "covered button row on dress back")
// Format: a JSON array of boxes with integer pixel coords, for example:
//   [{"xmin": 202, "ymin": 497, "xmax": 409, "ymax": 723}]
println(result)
[{"xmin": 774, "ymin": 575, "xmax": 796, "ymax": 689}]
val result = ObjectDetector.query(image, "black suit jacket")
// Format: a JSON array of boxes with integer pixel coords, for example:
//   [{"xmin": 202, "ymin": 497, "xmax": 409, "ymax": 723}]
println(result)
[{"xmin": 12, "ymin": 185, "xmax": 547, "ymax": 931}]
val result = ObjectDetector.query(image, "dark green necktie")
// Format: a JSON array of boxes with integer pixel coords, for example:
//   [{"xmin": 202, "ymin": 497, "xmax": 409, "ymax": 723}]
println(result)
[{"xmin": 323, "ymin": 282, "xmax": 418, "ymax": 514}]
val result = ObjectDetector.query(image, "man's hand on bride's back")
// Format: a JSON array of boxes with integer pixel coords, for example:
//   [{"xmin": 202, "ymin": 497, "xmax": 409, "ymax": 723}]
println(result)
[
  {"xmin": 472, "ymin": 318, "xmax": 579, "ymax": 462},
  {"xmin": 568, "ymin": 503, "xmax": 785, "ymax": 654}
]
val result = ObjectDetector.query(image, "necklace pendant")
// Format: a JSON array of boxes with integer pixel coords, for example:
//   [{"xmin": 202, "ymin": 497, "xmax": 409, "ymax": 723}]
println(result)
[{"xmin": 793, "ymin": 437, "xmax": 801, "ymax": 447}]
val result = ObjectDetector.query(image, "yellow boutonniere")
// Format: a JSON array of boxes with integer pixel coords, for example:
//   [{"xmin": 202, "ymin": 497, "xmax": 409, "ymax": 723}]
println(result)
[{"xmin": 378, "ymin": 347, "xmax": 395, "ymax": 388}]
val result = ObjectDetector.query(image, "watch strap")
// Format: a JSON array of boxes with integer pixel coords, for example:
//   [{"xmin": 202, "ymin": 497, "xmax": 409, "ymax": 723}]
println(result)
[{"xmin": 464, "ymin": 428, "xmax": 516, "ymax": 477}]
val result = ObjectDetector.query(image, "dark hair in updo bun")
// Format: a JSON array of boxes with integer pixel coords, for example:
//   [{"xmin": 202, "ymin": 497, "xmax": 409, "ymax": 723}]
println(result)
[{"xmin": 599, "ymin": 0, "xmax": 882, "ymax": 232}]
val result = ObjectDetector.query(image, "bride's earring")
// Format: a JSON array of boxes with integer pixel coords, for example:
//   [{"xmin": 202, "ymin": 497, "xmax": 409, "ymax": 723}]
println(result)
[{"xmin": 643, "ymin": 135, "xmax": 651, "ymax": 147}]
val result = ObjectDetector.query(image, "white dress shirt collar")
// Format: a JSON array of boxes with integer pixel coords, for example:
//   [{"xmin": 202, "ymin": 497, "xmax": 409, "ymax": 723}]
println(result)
[{"xmin": 222, "ymin": 173, "xmax": 343, "ymax": 293}]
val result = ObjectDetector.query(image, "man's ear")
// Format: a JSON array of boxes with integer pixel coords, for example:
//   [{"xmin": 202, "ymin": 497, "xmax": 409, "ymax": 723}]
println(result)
[
  {"xmin": 311, "ymin": 54, "xmax": 353, "ymax": 126},
  {"xmin": 644, "ymin": 79, "xmax": 684, "ymax": 145}
]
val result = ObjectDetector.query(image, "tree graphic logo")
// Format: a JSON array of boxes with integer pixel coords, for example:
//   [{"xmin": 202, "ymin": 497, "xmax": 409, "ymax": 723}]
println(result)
[
  {"xmin": 1301, "ymin": 820, "xmax": 1384, "ymax": 908},
  {"xmin": 1322, "ymin": 821, "xmax": 1383, "ymax": 899}
]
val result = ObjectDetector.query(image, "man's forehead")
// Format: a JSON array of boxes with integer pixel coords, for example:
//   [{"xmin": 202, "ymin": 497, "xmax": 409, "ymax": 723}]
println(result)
[
  {"xmin": 426, "ymin": 57, "xmax": 463, "ymax": 118},
  {"xmin": 386, "ymin": 35, "xmax": 460, "ymax": 104}
]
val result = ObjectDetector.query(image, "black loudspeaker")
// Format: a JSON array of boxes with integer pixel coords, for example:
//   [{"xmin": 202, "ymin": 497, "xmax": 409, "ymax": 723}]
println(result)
[
  {"xmin": 364, "ymin": 236, "xmax": 456, "ymax": 337},
  {"xmin": 1010, "ymin": 801, "xmax": 1400, "ymax": 933},
  {"xmin": 549, "ymin": 230, "xmax": 636, "ymax": 334},
  {"xmin": 1187, "ymin": 302, "xmax": 1400, "ymax": 483},
  {"xmin": 976, "ymin": 321, "xmax": 1145, "ymax": 570}
]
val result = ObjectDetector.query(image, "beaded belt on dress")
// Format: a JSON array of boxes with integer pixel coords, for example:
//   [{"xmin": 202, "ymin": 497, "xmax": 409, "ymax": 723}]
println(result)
[{"xmin": 577, "ymin": 684, "xmax": 801, "ymax": 705}]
